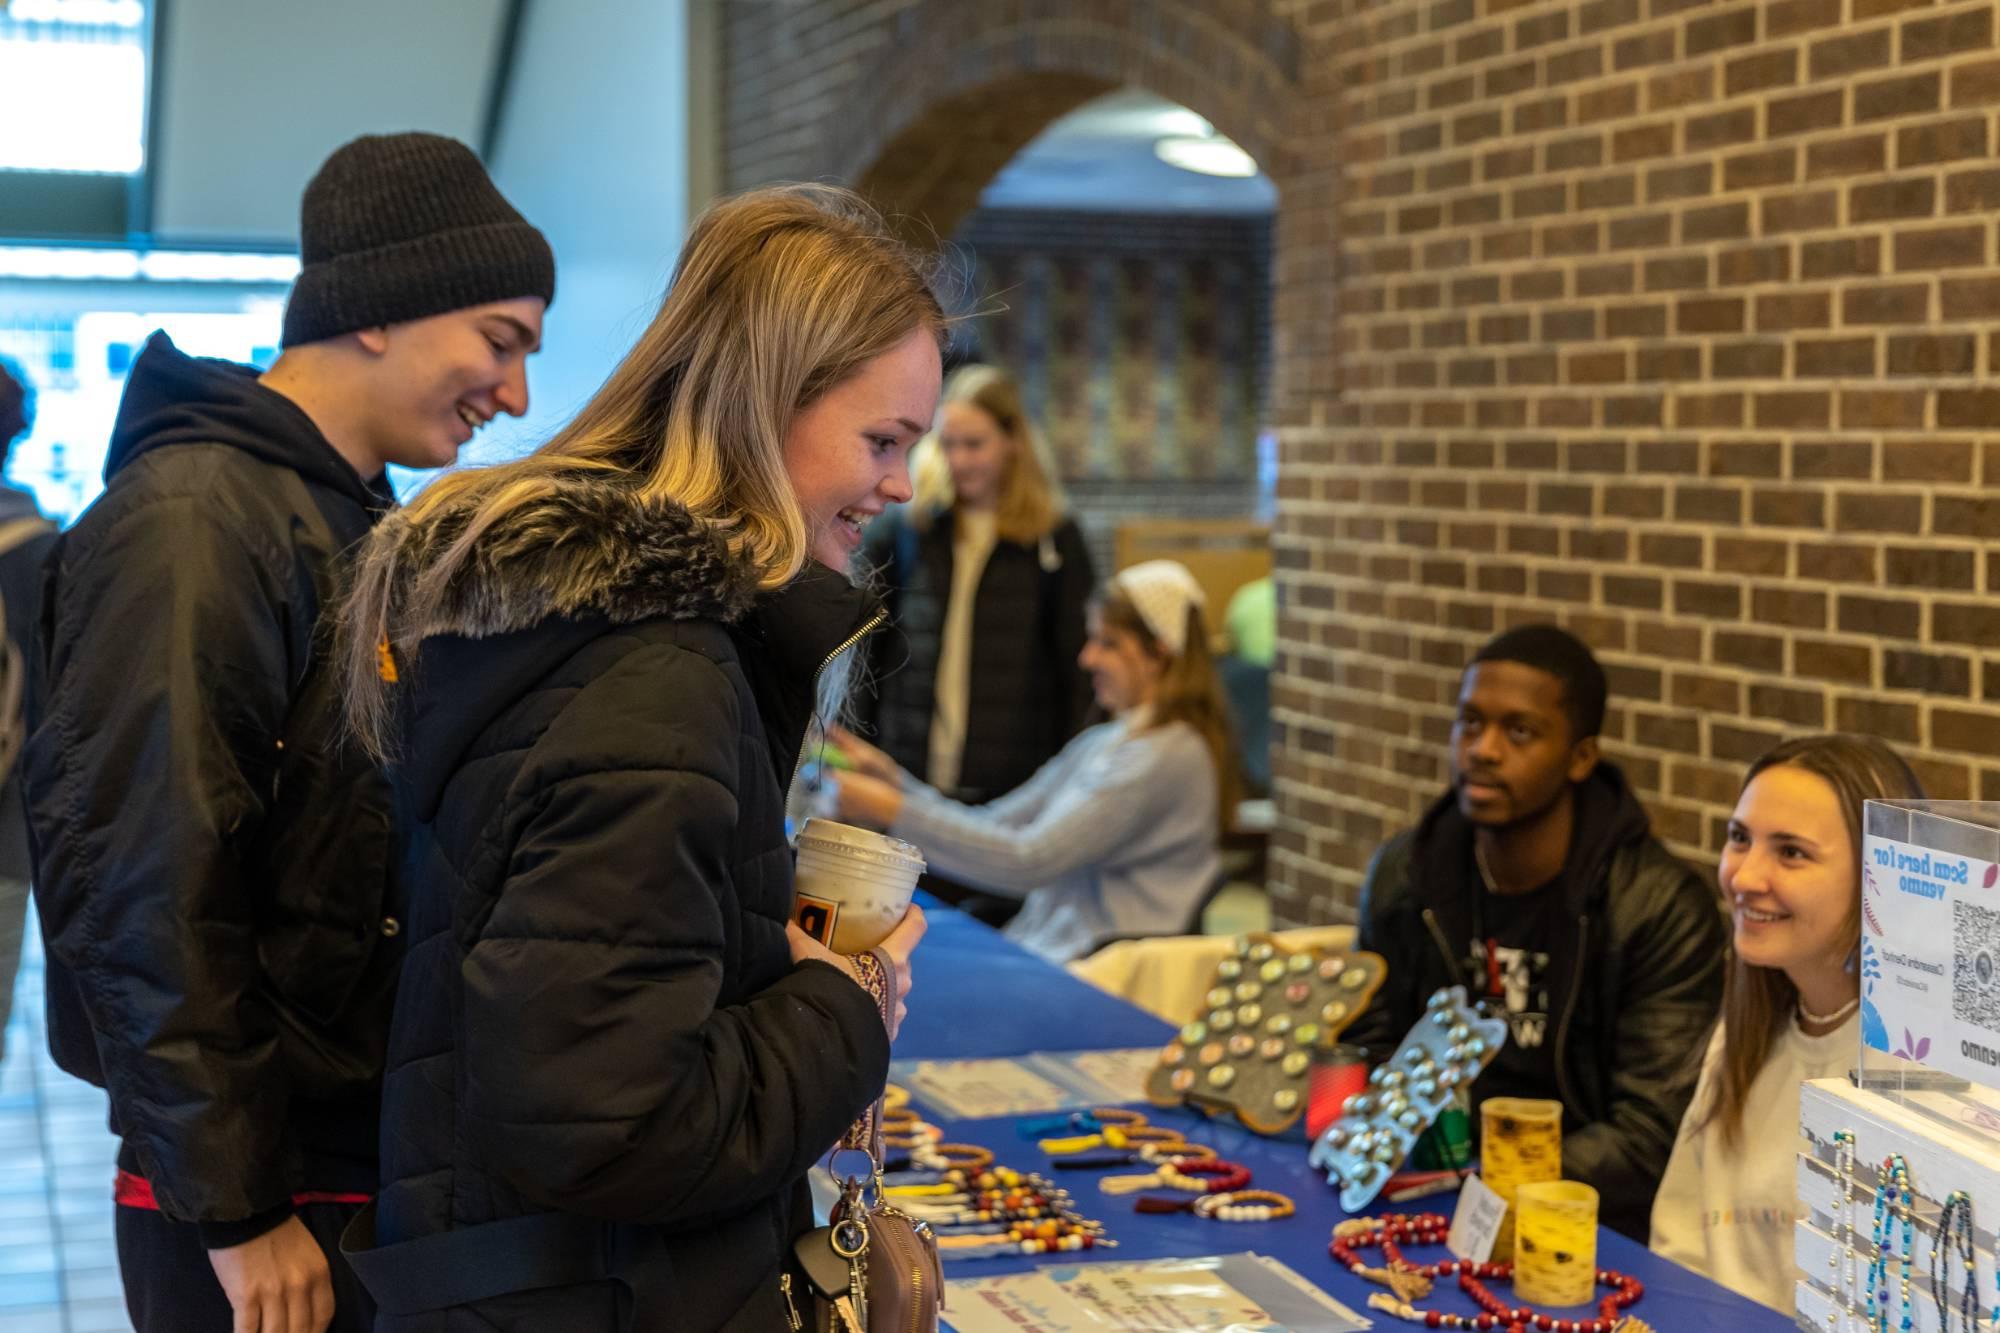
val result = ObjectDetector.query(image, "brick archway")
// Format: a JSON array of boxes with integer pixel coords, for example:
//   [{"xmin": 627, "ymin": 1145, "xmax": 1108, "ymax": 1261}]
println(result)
[
  {"xmin": 722, "ymin": 0, "xmax": 1344, "ymax": 920},
  {"xmin": 831, "ymin": 2, "xmax": 1304, "ymax": 243}
]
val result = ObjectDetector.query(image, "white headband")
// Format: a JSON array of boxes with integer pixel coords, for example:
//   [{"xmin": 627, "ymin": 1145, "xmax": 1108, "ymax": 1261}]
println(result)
[{"xmin": 1112, "ymin": 560, "xmax": 1207, "ymax": 656}]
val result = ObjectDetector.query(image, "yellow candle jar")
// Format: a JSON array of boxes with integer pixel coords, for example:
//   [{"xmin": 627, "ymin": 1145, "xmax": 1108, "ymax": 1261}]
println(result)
[
  {"xmin": 1479, "ymin": 1097, "xmax": 1562, "ymax": 1261},
  {"xmin": 1513, "ymin": 1181, "xmax": 1599, "ymax": 1307}
]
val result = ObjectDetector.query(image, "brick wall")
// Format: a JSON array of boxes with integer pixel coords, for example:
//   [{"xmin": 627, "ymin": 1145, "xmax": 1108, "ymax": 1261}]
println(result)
[
  {"xmin": 722, "ymin": 0, "xmax": 2000, "ymax": 929},
  {"xmin": 1296, "ymin": 0, "xmax": 2000, "ymax": 920}
]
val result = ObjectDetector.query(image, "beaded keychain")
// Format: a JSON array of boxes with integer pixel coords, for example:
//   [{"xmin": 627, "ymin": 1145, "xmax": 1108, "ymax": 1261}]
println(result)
[
  {"xmin": 1933, "ymin": 1190, "xmax": 1977, "ymax": 1333},
  {"xmin": 1098, "ymin": 1157, "xmax": 1252, "ymax": 1196},
  {"xmin": 1039, "ymin": 1124, "xmax": 1188, "ymax": 1155},
  {"xmin": 932, "ymin": 1216, "xmax": 1116, "ymax": 1259},
  {"xmin": 1050, "ymin": 1141, "xmax": 1218, "ymax": 1172},
  {"xmin": 1329, "ymin": 1214, "xmax": 1652, "ymax": 1333}
]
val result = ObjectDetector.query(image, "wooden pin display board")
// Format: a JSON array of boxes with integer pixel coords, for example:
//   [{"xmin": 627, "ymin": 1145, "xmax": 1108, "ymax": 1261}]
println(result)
[{"xmin": 1143, "ymin": 932, "xmax": 1385, "ymax": 1135}]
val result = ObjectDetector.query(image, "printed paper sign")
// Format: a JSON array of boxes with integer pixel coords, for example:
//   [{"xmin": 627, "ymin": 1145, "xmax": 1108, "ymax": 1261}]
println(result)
[
  {"xmin": 1448, "ymin": 1172, "xmax": 1507, "ymax": 1262},
  {"xmin": 1861, "ymin": 834, "xmax": 2000, "ymax": 1088},
  {"xmin": 945, "ymin": 1253, "xmax": 1368, "ymax": 1333}
]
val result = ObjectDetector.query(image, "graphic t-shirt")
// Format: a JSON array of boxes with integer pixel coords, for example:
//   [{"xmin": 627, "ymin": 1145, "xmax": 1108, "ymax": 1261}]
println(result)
[{"xmin": 1463, "ymin": 871, "xmax": 1566, "ymax": 1108}]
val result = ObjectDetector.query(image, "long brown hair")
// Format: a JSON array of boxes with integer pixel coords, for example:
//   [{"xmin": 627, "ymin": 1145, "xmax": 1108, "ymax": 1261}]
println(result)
[
  {"xmin": 338, "ymin": 183, "xmax": 947, "ymax": 758},
  {"xmin": 1698, "ymin": 733, "xmax": 1924, "ymax": 1149},
  {"xmin": 1096, "ymin": 589, "xmax": 1242, "ymax": 833},
  {"xmin": 911, "ymin": 364, "xmax": 1063, "ymax": 544}
]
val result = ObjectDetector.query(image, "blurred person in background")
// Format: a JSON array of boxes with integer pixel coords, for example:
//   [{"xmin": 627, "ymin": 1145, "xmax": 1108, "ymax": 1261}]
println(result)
[
  {"xmin": 23, "ymin": 133, "xmax": 552, "ymax": 1333},
  {"xmin": 0, "ymin": 357, "xmax": 56, "ymax": 1065},
  {"xmin": 858, "ymin": 364, "xmax": 1095, "ymax": 807},
  {"xmin": 1218, "ymin": 573, "xmax": 1274, "ymax": 797},
  {"xmin": 833, "ymin": 560, "xmax": 1237, "ymax": 964}
]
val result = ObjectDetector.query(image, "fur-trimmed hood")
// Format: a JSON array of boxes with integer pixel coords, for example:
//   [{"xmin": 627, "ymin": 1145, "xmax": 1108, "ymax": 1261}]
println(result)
[
  {"xmin": 373, "ymin": 477, "xmax": 763, "ymax": 644},
  {"xmin": 381, "ymin": 473, "xmax": 883, "ymax": 823}
]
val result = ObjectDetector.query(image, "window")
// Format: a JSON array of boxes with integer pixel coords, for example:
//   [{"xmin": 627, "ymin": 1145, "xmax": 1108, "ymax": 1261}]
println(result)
[{"xmin": 0, "ymin": 0, "xmax": 149, "ymax": 175}]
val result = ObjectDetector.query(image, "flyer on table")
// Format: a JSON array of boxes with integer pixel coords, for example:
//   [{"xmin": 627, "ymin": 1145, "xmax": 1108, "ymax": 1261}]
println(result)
[{"xmin": 1861, "ymin": 833, "xmax": 2000, "ymax": 1086}]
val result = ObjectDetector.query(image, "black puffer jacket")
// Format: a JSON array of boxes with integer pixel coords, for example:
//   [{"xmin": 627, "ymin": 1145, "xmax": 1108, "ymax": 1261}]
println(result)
[
  {"xmin": 860, "ymin": 507, "xmax": 1094, "ymax": 801},
  {"xmin": 24, "ymin": 332, "xmax": 400, "ymax": 1242},
  {"xmin": 1345, "ymin": 765, "xmax": 1726, "ymax": 1240},
  {"xmin": 357, "ymin": 482, "xmax": 891, "ymax": 1331}
]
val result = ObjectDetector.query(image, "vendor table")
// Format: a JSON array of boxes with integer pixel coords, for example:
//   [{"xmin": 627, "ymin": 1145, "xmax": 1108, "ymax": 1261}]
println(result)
[{"xmin": 894, "ymin": 898, "xmax": 1793, "ymax": 1331}]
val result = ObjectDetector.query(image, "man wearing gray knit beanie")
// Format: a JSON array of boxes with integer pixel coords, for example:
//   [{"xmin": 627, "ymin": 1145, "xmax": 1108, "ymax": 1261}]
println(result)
[{"xmin": 22, "ymin": 132, "xmax": 553, "ymax": 1333}]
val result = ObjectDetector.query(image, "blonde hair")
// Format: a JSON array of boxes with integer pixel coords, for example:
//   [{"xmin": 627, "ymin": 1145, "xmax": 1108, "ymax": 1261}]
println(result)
[
  {"xmin": 912, "ymin": 364, "xmax": 1064, "ymax": 544},
  {"xmin": 339, "ymin": 183, "xmax": 946, "ymax": 758},
  {"xmin": 1096, "ymin": 589, "xmax": 1242, "ymax": 833}
]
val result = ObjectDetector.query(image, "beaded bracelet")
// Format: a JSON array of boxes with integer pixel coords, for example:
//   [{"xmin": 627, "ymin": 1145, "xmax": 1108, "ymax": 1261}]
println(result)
[
  {"xmin": 928, "ymin": 1143, "xmax": 996, "ymax": 1173},
  {"xmin": 1091, "ymin": 1107, "xmax": 1149, "ymax": 1128},
  {"xmin": 1190, "ymin": 1189, "xmax": 1295, "ymax": 1221},
  {"xmin": 882, "ymin": 1123, "xmax": 942, "ymax": 1150}
]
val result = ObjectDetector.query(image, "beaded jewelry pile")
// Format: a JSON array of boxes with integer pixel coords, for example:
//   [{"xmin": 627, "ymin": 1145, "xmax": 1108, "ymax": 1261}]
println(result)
[
  {"xmin": 876, "ymin": 1087, "xmax": 1119, "ymax": 1261},
  {"xmin": 1031, "ymin": 1107, "xmax": 1301, "ymax": 1228},
  {"xmin": 1327, "ymin": 1214, "xmax": 1653, "ymax": 1333}
]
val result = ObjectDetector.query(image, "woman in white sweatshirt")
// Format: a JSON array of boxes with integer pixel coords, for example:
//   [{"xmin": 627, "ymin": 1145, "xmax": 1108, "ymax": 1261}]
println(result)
[
  {"xmin": 1649, "ymin": 733, "xmax": 1923, "ymax": 1312},
  {"xmin": 829, "ymin": 559, "xmax": 1238, "ymax": 964}
]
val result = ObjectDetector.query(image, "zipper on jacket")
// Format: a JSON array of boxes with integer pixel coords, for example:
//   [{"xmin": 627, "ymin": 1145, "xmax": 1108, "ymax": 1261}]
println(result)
[
  {"xmin": 1419, "ymin": 908, "xmax": 1458, "ymax": 979},
  {"xmin": 790, "ymin": 608, "xmax": 889, "ymax": 791},
  {"xmin": 1551, "ymin": 913, "xmax": 1588, "ymax": 1121}
]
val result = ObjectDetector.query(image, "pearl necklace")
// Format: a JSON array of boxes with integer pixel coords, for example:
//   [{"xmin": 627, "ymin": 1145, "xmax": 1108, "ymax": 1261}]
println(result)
[{"xmin": 1799, "ymin": 993, "xmax": 1862, "ymax": 1028}]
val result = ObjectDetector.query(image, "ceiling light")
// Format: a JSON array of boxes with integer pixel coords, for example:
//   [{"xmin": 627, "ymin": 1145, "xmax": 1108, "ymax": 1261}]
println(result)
[{"xmin": 1154, "ymin": 135, "xmax": 1257, "ymax": 178}]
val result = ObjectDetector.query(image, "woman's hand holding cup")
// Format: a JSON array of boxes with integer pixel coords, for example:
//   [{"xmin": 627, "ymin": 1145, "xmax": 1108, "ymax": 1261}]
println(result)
[{"xmin": 786, "ymin": 903, "xmax": 926, "ymax": 1040}]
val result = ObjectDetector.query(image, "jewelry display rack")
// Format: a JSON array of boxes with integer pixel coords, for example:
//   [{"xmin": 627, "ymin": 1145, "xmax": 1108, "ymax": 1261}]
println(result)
[
  {"xmin": 1794, "ymin": 1079, "xmax": 2000, "ymax": 1332},
  {"xmin": 1792, "ymin": 799, "xmax": 2000, "ymax": 1333}
]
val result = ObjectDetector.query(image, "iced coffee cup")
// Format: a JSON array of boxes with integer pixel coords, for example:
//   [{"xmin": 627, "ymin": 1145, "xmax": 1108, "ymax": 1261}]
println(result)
[{"xmin": 792, "ymin": 818, "xmax": 926, "ymax": 954}]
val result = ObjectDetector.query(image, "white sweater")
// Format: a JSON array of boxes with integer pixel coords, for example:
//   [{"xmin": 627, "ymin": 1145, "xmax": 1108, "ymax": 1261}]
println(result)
[
  {"xmin": 890, "ymin": 714, "xmax": 1219, "ymax": 964},
  {"xmin": 1648, "ymin": 1010, "xmax": 1858, "ymax": 1313}
]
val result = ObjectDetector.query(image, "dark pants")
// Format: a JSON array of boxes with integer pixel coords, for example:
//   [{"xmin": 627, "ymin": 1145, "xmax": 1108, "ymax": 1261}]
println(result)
[{"xmin": 117, "ymin": 1201, "xmax": 376, "ymax": 1333}]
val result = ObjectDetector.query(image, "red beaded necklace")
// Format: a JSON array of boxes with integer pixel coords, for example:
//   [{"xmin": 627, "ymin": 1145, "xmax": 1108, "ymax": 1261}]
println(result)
[{"xmin": 1327, "ymin": 1214, "xmax": 1652, "ymax": 1333}]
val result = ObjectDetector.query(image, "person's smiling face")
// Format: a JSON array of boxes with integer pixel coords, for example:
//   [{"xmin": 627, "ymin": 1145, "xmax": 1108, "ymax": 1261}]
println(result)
[{"xmin": 782, "ymin": 328, "xmax": 942, "ymax": 571}]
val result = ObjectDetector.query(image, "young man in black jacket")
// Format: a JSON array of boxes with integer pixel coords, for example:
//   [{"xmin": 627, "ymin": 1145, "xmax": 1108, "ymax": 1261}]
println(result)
[
  {"xmin": 1346, "ymin": 625, "xmax": 1726, "ymax": 1240},
  {"xmin": 23, "ymin": 133, "xmax": 553, "ymax": 1333}
]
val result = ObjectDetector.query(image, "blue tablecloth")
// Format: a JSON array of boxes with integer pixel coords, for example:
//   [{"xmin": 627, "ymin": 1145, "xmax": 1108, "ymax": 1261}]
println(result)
[{"xmin": 894, "ymin": 898, "xmax": 1791, "ymax": 1330}]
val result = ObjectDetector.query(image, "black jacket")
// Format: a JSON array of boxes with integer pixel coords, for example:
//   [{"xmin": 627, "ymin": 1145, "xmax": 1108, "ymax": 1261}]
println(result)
[
  {"xmin": 1346, "ymin": 764, "xmax": 1726, "ymax": 1240},
  {"xmin": 861, "ymin": 507, "xmax": 1094, "ymax": 801},
  {"xmin": 23, "ymin": 332, "xmax": 400, "ymax": 1244},
  {"xmin": 363, "ymin": 483, "xmax": 891, "ymax": 1332}
]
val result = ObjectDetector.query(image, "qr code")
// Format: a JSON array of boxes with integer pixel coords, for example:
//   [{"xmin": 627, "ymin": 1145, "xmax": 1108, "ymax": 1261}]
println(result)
[{"xmin": 1953, "ymin": 900, "xmax": 2000, "ymax": 1032}]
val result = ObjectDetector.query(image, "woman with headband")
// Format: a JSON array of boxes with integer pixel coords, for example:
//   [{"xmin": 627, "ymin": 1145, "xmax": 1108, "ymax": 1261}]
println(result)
[{"xmin": 832, "ymin": 559, "xmax": 1239, "ymax": 963}]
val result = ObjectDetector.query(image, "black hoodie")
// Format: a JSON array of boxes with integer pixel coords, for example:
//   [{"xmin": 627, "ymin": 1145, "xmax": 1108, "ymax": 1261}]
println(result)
[
  {"xmin": 23, "ymin": 332, "xmax": 401, "ymax": 1246},
  {"xmin": 1345, "ymin": 763, "xmax": 1727, "ymax": 1240}
]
